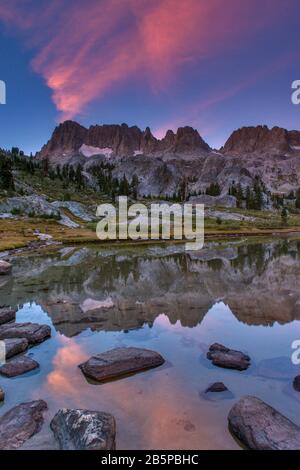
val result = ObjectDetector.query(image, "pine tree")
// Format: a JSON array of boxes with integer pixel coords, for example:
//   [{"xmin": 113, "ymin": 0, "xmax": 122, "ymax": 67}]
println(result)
[
  {"xmin": 253, "ymin": 177, "xmax": 263, "ymax": 210},
  {"xmin": 296, "ymin": 188, "xmax": 300, "ymax": 209},
  {"xmin": 178, "ymin": 179, "xmax": 188, "ymax": 201},
  {"xmin": 119, "ymin": 174, "xmax": 130, "ymax": 196},
  {"xmin": 42, "ymin": 157, "xmax": 49, "ymax": 177},
  {"xmin": 69, "ymin": 165, "xmax": 75, "ymax": 183},
  {"xmin": 0, "ymin": 155, "xmax": 15, "ymax": 191},
  {"xmin": 11, "ymin": 147, "xmax": 19, "ymax": 156},
  {"xmin": 206, "ymin": 182, "xmax": 221, "ymax": 196},
  {"xmin": 281, "ymin": 207, "xmax": 288, "ymax": 225},
  {"xmin": 75, "ymin": 164, "xmax": 84, "ymax": 189},
  {"xmin": 236, "ymin": 183, "xmax": 244, "ymax": 208},
  {"xmin": 245, "ymin": 186, "xmax": 252, "ymax": 209},
  {"xmin": 56, "ymin": 165, "xmax": 62, "ymax": 179},
  {"xmin": 62, "ymin": 164, "xmax": 69, "ymax": 180},
  {"xmin": 131, "ymin": 174, "xmax": 139, "ymax": 199}
]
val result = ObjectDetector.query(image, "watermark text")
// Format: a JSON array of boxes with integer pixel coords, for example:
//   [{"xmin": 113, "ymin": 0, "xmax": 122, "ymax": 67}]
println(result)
[
  {"xmin": 291, "ymin": 80, "xmax": 300, "ymax": 105},
  {"xmin": 0, "ymin": 341, "xmax": 5, "ymax": 365},
  {"xmin": 291, "ymin": 340, "xmax": 300, "ymax": 365},
  {"xmin": 96, "ymin": 197, "xmax": 204, "ymax": 251},
  {"xmin": 0, "ymin": 80, "xmax": 6, "ymax": 105}
]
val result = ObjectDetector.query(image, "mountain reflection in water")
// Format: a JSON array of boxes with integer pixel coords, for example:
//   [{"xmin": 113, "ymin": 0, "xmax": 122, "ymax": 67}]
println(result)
[{"xmin": 1, "ymin": 239, "xmax": 300, "ymax": 336}]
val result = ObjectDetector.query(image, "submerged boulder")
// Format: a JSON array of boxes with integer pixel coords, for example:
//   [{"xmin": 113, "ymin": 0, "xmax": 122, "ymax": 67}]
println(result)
[
  {"xmin": 0, "ymin": 356, "xmax": 39, "ymax": 377},
  {"xmin": 50, "ymin": 408, "xmax": 116, "ymax": 450},
  {"xmin": 0, "ymin": 260, "xmax": 12, "ymax": 276},
  {"xmin": 0, "ymin": 322, "xmax": 51, "ymax": 345},
  {"xmin": 4, "ymin": 338, "xmax": 29, "ymax": 359},
  {"xmin": 0, "ymin": 400, "xmax": 47, "ymax": 450},
  {"xmin": 205, "ymin": 382, "xmax": 228, "ymax": 393},
  {"xmin": 293, "ymin": 375, "xmax": 300, "ymax": 392},
  {"xmin": 228, "ymin": 395, "xmax": 300, "ymax": 450},
  {"xmin": 207, "ymin": 343, "xmax": 250, "ymax": 371},
  {"xmin": 0, "ymin": 308, "xmax": 16, "ymax": 325},
  {"xmin": 79, "ymin": 347, "xmax": 165, "ymax": 382}
]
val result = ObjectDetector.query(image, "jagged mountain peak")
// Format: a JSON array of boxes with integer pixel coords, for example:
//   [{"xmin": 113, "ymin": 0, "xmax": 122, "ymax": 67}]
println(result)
[
  {"xmin": 222, "ymin": 125, "xmax": 300, "ymax": 155},
  {"xmin": 36, "ymin": 121, "xmax": 212, "ymax": 163}
]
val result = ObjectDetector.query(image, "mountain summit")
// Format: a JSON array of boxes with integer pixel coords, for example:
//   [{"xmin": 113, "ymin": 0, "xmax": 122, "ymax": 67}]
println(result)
[
  {"xmin": 36, "ymin": 121, "xmax": 211, "ymax": 164},
  {"xmin": 222, "ymin": 125, "xmax": 300, "ymax": 155}
]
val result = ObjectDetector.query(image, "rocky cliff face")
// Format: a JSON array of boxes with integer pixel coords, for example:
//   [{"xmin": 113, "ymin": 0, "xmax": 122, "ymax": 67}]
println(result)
[
  {"xmin": 36, "ymin": 122, "xmax": 300, "ymax": 197},
  {"xmin": 222, "ymin": 125, "xmax": 300, "ymax": 155},
  {"xmin": 39, "ymin": 121, "xmax": 87, "ymax": 163},
  {"xmin": 36, "ymin": 121, "xmax": 211, "ymax": 164}
]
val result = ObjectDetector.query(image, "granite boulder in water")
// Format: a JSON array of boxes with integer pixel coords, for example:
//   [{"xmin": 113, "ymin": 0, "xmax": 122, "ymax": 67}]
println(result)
[
  {"xmin": 207, "ymin": 343, "xmax": 250, "ymax": 371},
  {"xmin": 79, "ymin": 347, "xmax": 165, "ymax": 382},
  {"xmin": 228, "ymin": 395, "xmax": 300, "ymax": 450},
  {"xmin": 50, "ymin": 408, "xmax": 116, "ymax": 450}
]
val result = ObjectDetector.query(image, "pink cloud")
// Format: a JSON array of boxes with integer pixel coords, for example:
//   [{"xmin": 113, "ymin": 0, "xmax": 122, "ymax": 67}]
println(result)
[{"xmin": 0, "ymin": 0, "xmax": 289, "ymax": 121}]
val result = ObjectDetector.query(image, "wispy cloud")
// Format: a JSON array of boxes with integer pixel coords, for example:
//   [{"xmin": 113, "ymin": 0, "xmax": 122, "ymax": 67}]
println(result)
[
  {"xmin": 154, "ymin": 49, "xmax": 300, "ymax": 139},
  {"xmin": 0, "ymin": 0, "xmax": 289, "ymax": 121}
]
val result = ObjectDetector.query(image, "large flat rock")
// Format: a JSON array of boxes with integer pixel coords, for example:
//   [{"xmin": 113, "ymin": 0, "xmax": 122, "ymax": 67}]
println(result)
[
  {"xmin": 0, "ymin": 260, "xmax": 12, "ymax": 275},
  {"xmin": 0, "ymin": 356, "xmax": 39, "ymax": 377},
  {"xmin": 0, "ymin": 307, "xmax": 16, "ymax": 325},
  {"xmin": 207, "ymin": 343, "xmax": 250, "ymax": 371},
  {"xmin": 0, "ymin": 322, "xmax": 51, "ymax": 345},
  {"xmin": 4, "ymin": 338, "xmax": 29, "ymax": 359},
  {"xmin": 228, "ymin": 395, "xmax": 300, "ymax": 450},
  {"xmin": 50, "ymin": 409, "xmax": 116, "ymax": 450},
  {"xmin": 0, "ymin": 400, "xmax": 47, "ymax": 450},
  {"xmin": 79, "ymin": 347, "xmax": 165, "ymax": 382}
]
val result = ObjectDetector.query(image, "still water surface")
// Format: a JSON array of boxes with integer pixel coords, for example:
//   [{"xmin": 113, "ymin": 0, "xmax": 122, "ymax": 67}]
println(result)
[{"xmin": 1, "ymin": 238, "xmax": 300, "ymax": 449}]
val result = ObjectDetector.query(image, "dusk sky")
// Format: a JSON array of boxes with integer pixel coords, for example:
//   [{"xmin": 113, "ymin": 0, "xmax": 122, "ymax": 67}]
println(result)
[{"xmin": 0, "ymin": 0, "xmax": 300, "ymax": 155}]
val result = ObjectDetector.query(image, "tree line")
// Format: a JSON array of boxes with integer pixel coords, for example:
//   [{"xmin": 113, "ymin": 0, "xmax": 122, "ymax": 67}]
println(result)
[
  {"xmin": 89, "ymin": 163, "xmax": 139, "ymax": 200},
  {"xmin": 228, "ymin": 176, "xmax": 266, "ymax": 210}
]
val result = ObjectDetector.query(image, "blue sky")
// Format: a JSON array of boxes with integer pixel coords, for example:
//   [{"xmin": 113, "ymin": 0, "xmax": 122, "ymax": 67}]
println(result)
[{"xmin": 0, "ymin": 0, "xmax": 300, "ymax": 155}]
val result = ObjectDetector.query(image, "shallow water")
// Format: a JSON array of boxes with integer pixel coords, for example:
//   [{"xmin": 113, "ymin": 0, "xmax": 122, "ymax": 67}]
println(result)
[{"xmin": 1, "ymin": 238, "xmax": 300, "ymax": 449}]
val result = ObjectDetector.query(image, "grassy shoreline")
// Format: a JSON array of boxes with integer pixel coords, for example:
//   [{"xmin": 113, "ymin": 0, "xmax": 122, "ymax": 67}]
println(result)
[{"xmin": 1, "ymin": 215, "xmax": 300, "ymax": 255}]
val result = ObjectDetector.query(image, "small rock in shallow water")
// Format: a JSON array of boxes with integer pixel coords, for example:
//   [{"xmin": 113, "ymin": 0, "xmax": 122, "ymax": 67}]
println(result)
[
  {"xmin": 50, "ymin": 408, "xmax": 116, "ymax": 450},
  {"xmin": 228, "ymin": 395, "xmax": 300, "ymax": 450},
  {"xmin": 0, "ymin": 387, "xmax": 4, "ymax": 401},
  {"xmin": 293, "ymin": 376, "xmax": 300, "ymax": 392},
  {"xmin": 79, "ymin": 347, "xmax": 165, "ymax": 382},
  {"xmin": 0, "ymin": 322, "xmax": 51, "ymax": 345},
  {"xmin": 207, "ymin": 343, "xmax": 250, "ymax": 371},
  {"xmin": 0, "ymin": 307, "xmax": 16, "ymax": 325},
  {"xmin": 4, "ymin": 338, "xmax": 29, "ymax": 359},
  {"xmin": 0, "ymin": 400, "xmax": 47, "ymax": 450},
  {"xmin": 205, "ymin": 382, "xmax": 228, "ymax": 393},
  {"xmin": 0, "ymin": 356, "xmax": 39, "ymax": 377},
  {"xmin": 0, "ymin": 260, "xmax": 12, "ymax": 275}
]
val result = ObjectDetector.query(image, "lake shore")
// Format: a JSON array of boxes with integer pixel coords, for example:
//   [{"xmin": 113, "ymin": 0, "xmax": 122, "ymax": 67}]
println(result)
[{"xmin": 1, "ymin": 220, "xmax": 300, "ymax": 258}]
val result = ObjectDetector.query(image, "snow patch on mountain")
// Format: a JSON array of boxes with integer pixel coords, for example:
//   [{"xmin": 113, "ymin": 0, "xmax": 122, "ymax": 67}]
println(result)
[{"xmin": 79, "ymin": 144, "xmax": 113, "ymax": 158}]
